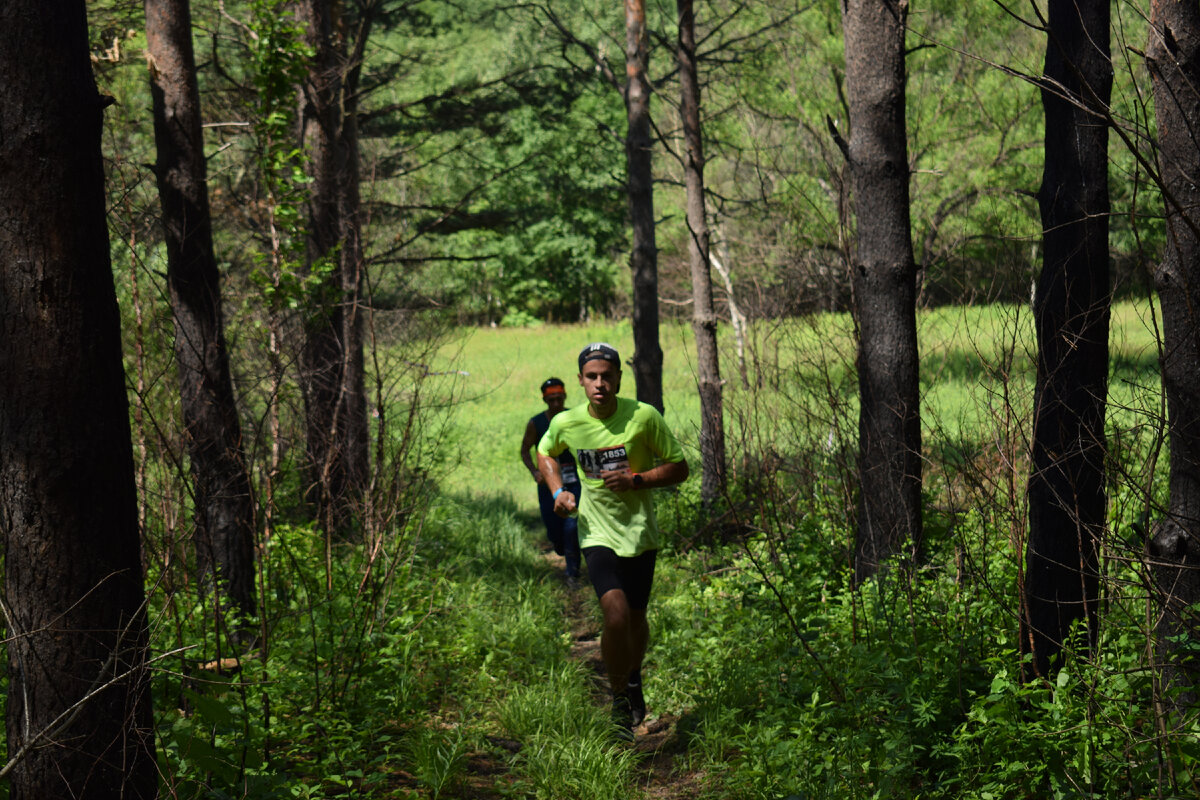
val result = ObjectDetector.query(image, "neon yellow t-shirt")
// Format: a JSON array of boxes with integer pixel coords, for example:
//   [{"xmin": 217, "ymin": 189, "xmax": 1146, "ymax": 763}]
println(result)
[{"xmin": 537, "ymin": 397, "xmax": 685, "ymax": 556}]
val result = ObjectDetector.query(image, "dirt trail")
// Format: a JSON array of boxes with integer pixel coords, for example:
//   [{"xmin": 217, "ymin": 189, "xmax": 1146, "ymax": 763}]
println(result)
[
  {"xmin": 553, "ymin": 551, "xmax": 706, "ymax": 800},
  {"xmin": 444, "ymin": 547, "xmax": 705, "ymax": 799}
]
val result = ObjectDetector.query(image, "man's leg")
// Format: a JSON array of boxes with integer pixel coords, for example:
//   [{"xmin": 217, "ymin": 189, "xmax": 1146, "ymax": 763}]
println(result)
[
  {"xmin": 598, "ymin": 588, "xmax": 640, "ymax": 738},
  {"xmin": 628, "ymin": 608, "xmax": 648, "ymax": 678},
  {"xmin": 598, "ymin": 588, "xmax": 643, "ymax": 695},
  {"xmin": 626, "ymin": 608, "xmax": 648, "ymax": 724},
  {"xmin": 585, "ymin": 547, "xmax": 656, "ymax": 736}
]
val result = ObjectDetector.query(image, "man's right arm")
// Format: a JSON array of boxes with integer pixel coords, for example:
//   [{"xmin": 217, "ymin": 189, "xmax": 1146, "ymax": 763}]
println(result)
[{"xmin": 538, "ymin": 452, "xmax": 577, "ymax": 517}]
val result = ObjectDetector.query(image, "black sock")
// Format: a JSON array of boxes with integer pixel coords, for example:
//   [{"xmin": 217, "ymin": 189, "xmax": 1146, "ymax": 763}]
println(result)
[{"xmin": 628, "ymin": 668, "xmax": 641, "ymax": 687}]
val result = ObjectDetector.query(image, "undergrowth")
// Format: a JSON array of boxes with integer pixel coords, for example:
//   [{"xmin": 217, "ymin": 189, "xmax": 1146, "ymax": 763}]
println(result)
[
  {"xmin": 149, "ymin": 493, "xmax": 643, "ymax": 799},
  {"xmin": 641, "ymin": 453, "xmax": 1200, "ymax": 800},
  {"xmin": 649, "ymin": 516, "xmax": 1200, "ymax": 799}
]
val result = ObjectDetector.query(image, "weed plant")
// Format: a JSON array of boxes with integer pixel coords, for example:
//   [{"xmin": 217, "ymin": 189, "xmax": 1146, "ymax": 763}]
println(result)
[{"xmin": 499, "ymin": 664, "xmax": 642, "ymax": 799}]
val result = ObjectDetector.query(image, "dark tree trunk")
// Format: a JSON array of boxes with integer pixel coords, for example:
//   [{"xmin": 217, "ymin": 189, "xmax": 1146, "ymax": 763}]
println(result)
[
  {"xmin": 1147, "ymin": 0, "xmax": 1200, "ymax": 704},
  {"xmin": 0, "ymin": 2, "xmax": 156, "ymax": 796},
  {"xmin": 1021, "ymin": 0, "xmax": 1111, "ymax": 680},
  {"xmin": 841, "ymin": 0, "xmax": 922, "ymax": 582},
  {"xmin": 625, "ymin": 0, "xmax": 664, "ymax": 412},
  {"xmin": 678, "ymin": 0, "xmax": 725, "ymax": 503},
  {"xmin": 147, "ymin": 0, "xmax": 258, "ymax": 621},
  {"xmin": 298, "ymin": 0, "xmax": 370, "ymax": 534}
]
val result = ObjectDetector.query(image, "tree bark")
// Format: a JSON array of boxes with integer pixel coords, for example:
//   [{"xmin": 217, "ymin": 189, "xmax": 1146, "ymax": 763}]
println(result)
[
  {"xmin": 298, "ymin": 0, "xmax": 370, "ymax": 534},
  {"xmin": 0, "ymin": 2, "xmax": 156, "ymax": 796},
  {"xmin": 678, "ymin": 0, "xmax": 725, "ymax": 503},
  {"xmin": 841, "ymin": 0, "xmax": 923, "ymax": 582},
  {"xmin": 147, "ymin": 0, "xmax": 258, "ymax": 621},
  {"xmin": 1147, "ymin": 0, "xmax": 1200, "ymax": 704},
  {"xmin": 625, "ymin": 0, "xmax": 664, "ymax": 412},
  {"xmin": 1022, "ymin": 0, "xmax": 1111, "ymax": 680}
]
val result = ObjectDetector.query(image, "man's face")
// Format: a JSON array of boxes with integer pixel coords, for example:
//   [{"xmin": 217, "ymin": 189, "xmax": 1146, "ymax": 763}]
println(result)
[
  {"xmin": 543, "ymin": 391, "xmax": 566, "ymax": 414},
  {"xmin": 578, "ymin": 359, "xmax": 621, "ymax": 410}
]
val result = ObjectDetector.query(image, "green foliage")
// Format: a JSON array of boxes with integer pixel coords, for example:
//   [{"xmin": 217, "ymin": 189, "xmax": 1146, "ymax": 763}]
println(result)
[
  {"xmin": 94, "ymin": 0, "xmax": 1172, "ymax": 321},
  {"xmin": 402, "ymin": 725, "xmax": 471, "ymax": 799},
  {"xmin": 119, "ymin": 295, "xmax": 1179, "ymax": 799},
  {"xmin": 499, "ymin": 665, "xmax": 643, "ymax": 799},
  {"xmin": 366, "ymin": 1, "xmax": 627, "ymax": 322},
  {"xmin": 246, "ymin": 0, "xmax": 316, "ymax": 311},
  {"xmin": 144, "ymin": 490, "xmax": 623, "ymax": 798}
]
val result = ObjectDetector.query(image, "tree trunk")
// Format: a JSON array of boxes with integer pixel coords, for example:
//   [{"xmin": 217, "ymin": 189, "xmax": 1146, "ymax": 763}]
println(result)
[
  {"xmin": 841, "ymin": 0, "xmax": 922, "ymax": 582},
  {"xmin": 0, "ymin": 2, "xmax": 156, "ymax": 796},
  {"xmin": 147, "ymin": 0, "xmax": 258, "ymax": 621},
  {"xmin": 298, "ymin": 0, "xmax": 370, "ymax": 534},
  {"xmin": 625, "ymin": 0, "xmax": 664, "ymax": 412},
  {"xmin": 678, "ymin": 0, "xmax": 725, "ymax": 504},
  {"xmin": 1147, "ymin": 0, "xmax": 1200, "ymax": 705},
  {"xmin": 1022, "ymin": 0, "xmax": 1111, "ymax": 680}
]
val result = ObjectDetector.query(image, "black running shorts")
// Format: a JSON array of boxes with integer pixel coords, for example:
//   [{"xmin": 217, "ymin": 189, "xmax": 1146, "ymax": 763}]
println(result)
[{"xmin": 582, "ymin": 546, "xmax": 657, "ymax": 610}]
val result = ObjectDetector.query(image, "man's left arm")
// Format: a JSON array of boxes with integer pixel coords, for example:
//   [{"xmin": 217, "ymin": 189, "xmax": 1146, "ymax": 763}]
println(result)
[
  {"xmin": 602, "ymin": 407, "xmax": 689, "ymax": 492},
  {"xmin": 600, "ymin": 457, "xmax": 688, "ymax": 491}
]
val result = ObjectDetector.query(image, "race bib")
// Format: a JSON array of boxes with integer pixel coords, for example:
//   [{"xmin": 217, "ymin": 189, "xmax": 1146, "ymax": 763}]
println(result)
[
  {"xmin": 576, "ymin": 444, "xmax": 629, "ymax": 480},
  {"xmin": 560, "ymin": 463, "xmax": 578, "ymax": 483}
]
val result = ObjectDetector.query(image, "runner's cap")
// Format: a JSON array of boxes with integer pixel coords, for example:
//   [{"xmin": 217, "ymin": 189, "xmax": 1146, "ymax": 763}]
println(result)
[
  {"xmin": 578, "ymin": 342, "xmax": 621, "ymax": 372},
  {"xmin": 540, "ymin": 377, "xmax": 566, "ymax": 398}
]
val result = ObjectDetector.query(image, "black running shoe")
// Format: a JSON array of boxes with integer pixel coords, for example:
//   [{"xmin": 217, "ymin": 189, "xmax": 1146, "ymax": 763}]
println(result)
[
  {"xmin": 627, "ymin": 680, "xmax": 646, "ymax": 726},
  {"xmin": 611, "ymin": 693, "xmax": 635, "ymax": 741}
]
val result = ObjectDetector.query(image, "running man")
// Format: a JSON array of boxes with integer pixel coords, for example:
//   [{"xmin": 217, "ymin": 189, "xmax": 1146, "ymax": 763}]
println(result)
[
  {"xmin": 536, "ymin": 343, "xmax": 689, "ymax": 738},
  {"xmin": 520, "ymin": 377, "xmax": 582, "ymax": 583}
]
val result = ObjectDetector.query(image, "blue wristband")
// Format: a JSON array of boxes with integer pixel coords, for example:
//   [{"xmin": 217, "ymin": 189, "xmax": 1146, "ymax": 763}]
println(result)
[{"xmin": 553, "ymin": 487, "xmax": 564, "ymax": 500}]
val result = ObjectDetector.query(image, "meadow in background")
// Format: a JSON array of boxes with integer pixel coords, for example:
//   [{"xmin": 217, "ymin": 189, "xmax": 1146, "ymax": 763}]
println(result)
[{"xmin": 437, "ymin": 299, "xmax": 1162, "ymax": 523}]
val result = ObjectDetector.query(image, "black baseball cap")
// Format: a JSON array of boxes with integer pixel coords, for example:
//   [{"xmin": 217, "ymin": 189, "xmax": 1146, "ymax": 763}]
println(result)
[{"xmin": 578, "ymin": 342, "xmax": 621, "ymax": 372}]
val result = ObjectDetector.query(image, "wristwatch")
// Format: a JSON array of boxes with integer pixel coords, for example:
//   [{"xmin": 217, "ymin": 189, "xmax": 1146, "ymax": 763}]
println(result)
[{"xmin": 632, "ymin": 473, "xmax": 644, "ymax": 489}]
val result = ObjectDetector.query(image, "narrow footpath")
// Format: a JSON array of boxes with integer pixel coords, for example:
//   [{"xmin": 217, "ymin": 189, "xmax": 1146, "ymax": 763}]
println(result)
[
  {"xmin": 447, "ymin": 542, "xmax": 706, "ymax": 799},
  {"xmin": 547, "ymin": 545, "xmax": 704, "ymax": 799}
]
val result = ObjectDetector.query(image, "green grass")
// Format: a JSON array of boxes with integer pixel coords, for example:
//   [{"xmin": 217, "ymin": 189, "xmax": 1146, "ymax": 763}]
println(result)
[
  {"xmin": 148, "ymin": 486, "xmax": 651, "ymax": 799},
  {"xmin": 498, "ymin": 663, "xmax": 643, "ymax": 799},
  {"xmin": 430, "ymin": 319, "xmax": 703, "ymax": 503},
  {"xmin": 430, "ymin": 300, "xmax": 1164, "ymax": 507}
]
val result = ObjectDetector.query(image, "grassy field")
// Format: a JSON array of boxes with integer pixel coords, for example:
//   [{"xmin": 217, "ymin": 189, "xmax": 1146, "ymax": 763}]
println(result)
[
  {"xmin": 431, "ymin": 298, "xmax": 1164, "ymax": 511},
  {"xmin": 430, "ymin": 318, "xmax": 704, "ymax": 505}
]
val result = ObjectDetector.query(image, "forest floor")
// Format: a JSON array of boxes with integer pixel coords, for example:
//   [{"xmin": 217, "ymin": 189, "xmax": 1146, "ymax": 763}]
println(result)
[{"xmin": 444, "ymin": 543, "xmax": 707, "ymax": 799}]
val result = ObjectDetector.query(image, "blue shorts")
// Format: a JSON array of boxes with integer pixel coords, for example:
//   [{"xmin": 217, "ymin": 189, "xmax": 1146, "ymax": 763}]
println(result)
[{"xmin": 582, "ymin": 547, "xmax": 657, "ymax": 610}]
